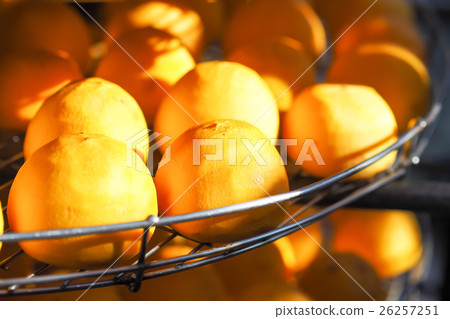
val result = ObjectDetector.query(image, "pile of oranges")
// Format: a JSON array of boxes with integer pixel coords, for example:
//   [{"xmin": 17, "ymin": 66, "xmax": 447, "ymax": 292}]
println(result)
[{"xmin": 0, "ymin": 0, "xmax": 429, "ymax": 301}]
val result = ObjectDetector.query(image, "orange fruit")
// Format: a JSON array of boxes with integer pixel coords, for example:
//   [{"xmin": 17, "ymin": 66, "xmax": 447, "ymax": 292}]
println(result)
[
  {"xmin": 236, "ymin": 281, "xmax": 311, "ymax": 301},
  {"xmin": 154, "ymin": 61, "xmax": 280, "ymax": 149},
  {"xmin": 0, "ymin": 50, "xmax": 82, "ymax": 131},
  {"xmin": 120, "ymin": 245, "xmax": 228, "ymax": 300},
  {"xmin": 106, "ymin": 0, "xmax": 205, "ymax": 60},
  {"xmin": 7, "ymin": 134, "xmax": 158, "ymax": 269},
  {"xmin": 0, "ymin": 2, "xmax": 92, "ymax": 73},
  {"xmin": 173, "ymin": 0, "xmax": 225, "ymax": 43},
  {"xmin": 23, "ymin": 77, "xmax": 149, "ymax": 161},
  {"xmin": 155, "ymin": 120, "xmax": 289, "ymax": 243},
  {"xmin": 283, "ymin": 206, "xmax": 323, "ymax": 273},
  {"xmin": 312, "ymin": 0, "xmax": 415, "ymax": 40},
  {"xmin": 213, "ymin": 241, "xmax": 294, "ymax": 297},
  {"xmin": 95, "ymin": 27, "xmax": 195, "ymax": 124},
  {"xmin": 330, "ymin": 208, "xmax": 423, "ymax": 278},
  {"xmin": 282, "ymin": 83, "xmax": 398, "ymax": 180},
  {"xmin": 222, "ymin": 0, "xmax": 326, "ymax": 59},
  {"xmin": 227, "ymin": 36, "xmax": 316, "ymax": 112},
  {"xmin": 328, "ymin": 43, "xmax": 430, "ymax": 131},
  {"xmin": 296, "ymin": 251, "xmax": 387, "ymax": 301},
  {"xmin": 334, "ymin": 16, "xmax": 426, "ymax": 60}
]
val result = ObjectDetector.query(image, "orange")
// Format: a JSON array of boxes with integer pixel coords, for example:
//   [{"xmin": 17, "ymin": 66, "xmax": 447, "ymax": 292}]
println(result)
[
  {"xmin": 213, "ymin": 241, "xmax": 294, "ymax": 297},
  {"xmin": 222, "ymin": 0, "xmax": 326, "ymax": 59},
  {"xmin": 154, "ymin": 61, "xmax": 279, "ymax": 149},
  {"xmin": 0, "ymin": 50, "xmax": 82, "ymax": 131},
  {"xmin": 155, "ymin": 120, "xmax": 289, "ymax": 243},
  {"xmin": 282, "ymin": 83, "xmax": 398, "ymax": 180},
  {"xmin": 24, "ymin": 77, "xmax": 149, "ymax": 161},
  {"xmin": 283, "ymin": 206, "xmax": 323, "ymax": 273},
  {"xmin": 106, "ymin": 0, "xmax": 205, "ymax": 60},
  {"xmin": 7, "ymin": 134, "xmax": 158, "ymax": 269},
  {"xmin": 236, "ymin": 281, "xmax": 311, "ymax": 301},
  {"xmin": 173, "ymin": 0, "xmax": 225, "ymax": 43},
  {"xmin": 330, "ymin": 208, "xmax": 423, "ymax": 278},
  {"xmin": 312, "ymin": 0, "xmax": 415, "ymax": 40},
  {"xmin": 334, "ymin": 16, "xmax": 426, "ymax": 60},
  {"xmin": 296, "ymin": 251, "xmax": 387, "ymax": 301},
  {"xmin": 120, "ymin": 245, "xmax": 228, "ymax": 300},
  {"xmin": 328, "ymin": 43, "xmax": 430, "ymax": 131},
  {"xmin": 95, "ymin": 27, "xmax": 195, "ymax": 124},
  {"xmin": 0, "ymin": 2, "xmax": 92, "ymax": 73},
  {"xmin": 227, "ymin": 36, "xmax": 316, "ymax": 112}
]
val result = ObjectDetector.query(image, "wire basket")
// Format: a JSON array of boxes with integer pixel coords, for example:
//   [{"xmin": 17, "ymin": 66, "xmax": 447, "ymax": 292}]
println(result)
[{"xmin": 1, "ymin": 1, "xmax": 449, "ymax": 298}]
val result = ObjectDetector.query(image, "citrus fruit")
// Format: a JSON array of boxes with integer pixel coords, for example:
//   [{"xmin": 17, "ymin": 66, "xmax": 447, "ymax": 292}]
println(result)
[
  {"xmin": 0, "ymin": 2, "xmax": 92, "ymax": 73},
  {"xmin": 296, "ymin": 251, "xmax": 387, "ymax": 301},
  {"xmin": 330, "ymin": 208, "xmax": 423, "ymax": 278},
  {"xmin": 236, "ymin": 281, "xmax": 311, "ymax": 301},
  {"xmin": 120, "ymin": 245, "xmax": 228, "ymax": 300},
  {"xmin": 283, "ymin": 206, "xmax": 323, "ymax": 272},
  {"xmin": 154, "ymin": 61, "xmax": 279, "ymax": 149},
  {"xmin": 23, "ymin": 77, "xmax": 149, "ymax": 161},
  {"xmin": 312, "ymin": 0, "xmax": 415, "ymax": 40},
  {"xmin": 282, "ymin": 83, "xmax": 398, "ymax": 179},
  {"xmin": 174, "ymin": 0, "xmax": 225, "ymax": 43},
  {"xmin": 155, "ymin": 119, "xmax": 289, "ymax": 243},
  {"xmin": 328, "ymin": 43, "xmax": 430, "ymax": 131},
  {"xmin": 0, "ymin": 50, "xmax": 82, "ymax": 131},
  {"xmin": 334, "ymin": 16, "xmax": 426, "ymax": 60},
  {"xmin": 95, "ymin": 28, "xmax": 195, "ymax": 124},
  {"xmin": 7, "ymin": 134, "xmax": 158, "ymax": 269},
  {"xmin": 213, "ymin": 241, "xmax": 294, "ymax": 296},
  {"xmin": 227, "ymin": 36, "xmax": 316, "ymax": 112},
  {"xmin": 222, "ymin": 0, "xmax": 326, "ymax": 59},
  {"xmin": 106, "ymin": 0, "xmax": 205, "ymax": 59}
]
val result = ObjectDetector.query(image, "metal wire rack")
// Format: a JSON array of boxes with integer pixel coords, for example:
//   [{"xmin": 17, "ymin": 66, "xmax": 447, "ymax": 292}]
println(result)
[{"xmin": 1, "ymin": 1, "xmax": 450, "ymax": 298}]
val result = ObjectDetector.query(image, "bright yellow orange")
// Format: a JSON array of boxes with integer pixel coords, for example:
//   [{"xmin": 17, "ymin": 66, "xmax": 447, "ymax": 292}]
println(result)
[
  {"xmin": 120, "ymin": 245, "xmax": 228, "ymax": 300},
  {"xmin": 95, "ymin": 27, "xmax": 195, "ymax": 124},
  {"xmin": 227, "ymin": 36, "xmax": 316, "ymax": 112},
  {"xmin": 236, "ymin": 281, "xmax": 311, "ymax": 301},
  {"xmin": 282, "ymin": 84, "xmax": 398, "ymax": 180},
  {"xmin": 106, "ymin": 0, "xmax": 205, "ymax": 59},
  {"xmin": 0, "ymin": 2, "xmax": 92, "ymax": 72},
  {"xmin": 7, "ymin": 134, "xmax": 158, "ymax": 269},
  {"xmin": 312, "ymin": 0, "xmax": 415, "ymax": 40},
  {"xmin": 174, "ymin": 0, "xmax": 225, "ymax": 43},
  {"xmin": 334, "ymin": 16, "xmax": 426, "ymax": 60},
  {"xmin": 330, "ymin": 208, "xmax": 423, "ymax": 278},
  {"xmin": 296, "ymin": 251, "xmax": 387, "ymax": 301},
  {"xmin": 282, "ymin": 206, "xmax": 323, "ymax": 273},
  {"xmin": 328, "ymin": 43, "xmax": 430, "ymax": 131},
  {"xmin": 154, "ymin": 61, "xmax": 279, "ymax": 149},
  {"xmin": 155, "ymin": 120, "xmax": 289, "ymax": 243},
  {"xmin": 24, "ymin": 77, "xmax": 149, "ymax": 160},
  {"xmin": 222, "ymin": 0, "xmax": 326, "ymax": 59},
  {"xmin": 213, "ymin": 241, "xmax": 294, "ymax": 297},
  {"xmin": 0, "ymin": 50, "xmax": 82, "ymax": 131}
]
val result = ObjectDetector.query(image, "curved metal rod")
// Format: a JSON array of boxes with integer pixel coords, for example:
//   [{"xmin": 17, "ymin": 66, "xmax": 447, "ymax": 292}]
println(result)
[{"xmin": 0, "ymin": 166, "xmax": 405, "ymax": 291}]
